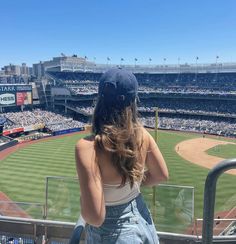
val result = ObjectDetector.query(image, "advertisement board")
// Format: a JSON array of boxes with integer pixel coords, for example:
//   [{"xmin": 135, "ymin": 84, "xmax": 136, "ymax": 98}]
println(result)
[
  {"xmin": 0, "ymin": 85, "xmax": 32, "ymax": 106},
  {"xmin": 52, "ymin": 127, "xmax": 85, "ymax": 136},
  {"xmin": 3, "ymin": 127, "xmax": 24, "ymax": 136},
  {"xmin": 0, "ymin": 93, "xmax": 15, "ymax": 105},
  {"xmin": 16, "ymin": 92, "xmax": 32, "ymax": 106}
]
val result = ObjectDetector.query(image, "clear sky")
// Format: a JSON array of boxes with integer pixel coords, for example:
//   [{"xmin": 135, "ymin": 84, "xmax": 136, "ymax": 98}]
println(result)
[{"xmin": 1, "ymin": 0, "xmax": 236, "ymax": 68}]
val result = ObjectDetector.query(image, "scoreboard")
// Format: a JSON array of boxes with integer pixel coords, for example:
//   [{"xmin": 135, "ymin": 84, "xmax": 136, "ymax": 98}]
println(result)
[{"xmin": 0, "ymin": 84, "xmax": 32, "ymax": 107}]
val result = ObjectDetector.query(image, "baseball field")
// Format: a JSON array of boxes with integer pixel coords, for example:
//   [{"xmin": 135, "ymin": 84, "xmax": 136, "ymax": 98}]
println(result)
[{"xmin": 0, "ymin": 130, "xmax": 236, "ymax": 233}]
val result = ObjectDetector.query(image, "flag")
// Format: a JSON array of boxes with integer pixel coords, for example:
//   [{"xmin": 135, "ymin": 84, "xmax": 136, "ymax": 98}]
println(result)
[
  {"xmin": 107, "ymin": 57, "xmax": 110, "ymax": 61},
  {"xmin": 196, "ymin": 56, "xmax": 199, "ymax": 60},
  {"xmin": 149, "ymin": 58, "xmax": 152, "ymax": 62},
  {"xmin": 121, "ymin": 58, "xmax": 124, "ymax": 61},
  {"xmin": 134, "ymin": 58, "xmax": 138, "ymax": 61}
]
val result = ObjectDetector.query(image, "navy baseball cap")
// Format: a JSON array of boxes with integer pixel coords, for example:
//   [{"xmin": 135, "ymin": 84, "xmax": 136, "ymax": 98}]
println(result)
[{"xmin": 98, "ymin": 68, "xmax": 138, "ymax": 108}]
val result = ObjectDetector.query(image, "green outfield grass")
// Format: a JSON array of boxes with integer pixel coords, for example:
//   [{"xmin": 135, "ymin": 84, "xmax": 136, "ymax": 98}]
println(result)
[
  {"xmin": 207, "ymin": 144, "xmax": 236, "ymax": 159},
  {"xmin": 0, "ymin": 130, "xmax": 235, "ymax": 233}
]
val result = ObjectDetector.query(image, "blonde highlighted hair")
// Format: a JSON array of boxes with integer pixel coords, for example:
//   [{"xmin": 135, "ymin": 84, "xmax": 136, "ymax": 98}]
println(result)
[{"xmin": 92, "ymin": 96, "xmax": 143, "ymax": 187}]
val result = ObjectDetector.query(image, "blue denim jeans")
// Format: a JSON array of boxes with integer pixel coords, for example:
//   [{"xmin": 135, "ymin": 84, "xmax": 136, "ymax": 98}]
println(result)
[{"xmin": 85, "ymin": 194, "xmax": 159, "ymax": 244}]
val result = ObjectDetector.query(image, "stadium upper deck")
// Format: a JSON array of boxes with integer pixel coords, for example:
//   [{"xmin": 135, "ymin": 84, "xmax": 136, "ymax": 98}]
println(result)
[
  {"xmin": 48, "ymin": 69, "xmax": 236, "ymax": 138},
  {"xmin": 47, "ymin": 59, "xmax": 236, "ymax": 74},
  {"xmin": 48, "ymin": 70, "xmax": 236, "ymax": 95}
]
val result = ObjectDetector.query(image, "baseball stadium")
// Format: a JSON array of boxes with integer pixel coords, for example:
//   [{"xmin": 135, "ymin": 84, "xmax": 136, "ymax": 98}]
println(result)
[{"xmin": 0, "ymin": 60, "xmax": 236, "ymax": 243}]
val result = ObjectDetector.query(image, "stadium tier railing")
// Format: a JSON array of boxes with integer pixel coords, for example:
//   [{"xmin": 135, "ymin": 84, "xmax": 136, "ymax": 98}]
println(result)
[
  {"xmin": 45, "ymin": 176, "xmax": 195, "ymax": 234},
  {"xmin": 202, "ymin": 158, "xmax": 236, "ymax": 244},
  {"xmin": 1, "ymin": 216, "xmax": 236, "ymax": 244},
  {"xmin": 0, "ymin": 201, "xmax": 44, "ymax": 219},
  {"xmin": 1, "ymin": 159, "xmax": 236, "ymax": 243}
]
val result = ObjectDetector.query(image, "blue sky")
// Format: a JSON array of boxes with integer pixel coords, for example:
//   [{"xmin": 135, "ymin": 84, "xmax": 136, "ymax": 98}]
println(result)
[{"xmin": 1, "ymin": 0, "xmax": 236, "ymax": 68}]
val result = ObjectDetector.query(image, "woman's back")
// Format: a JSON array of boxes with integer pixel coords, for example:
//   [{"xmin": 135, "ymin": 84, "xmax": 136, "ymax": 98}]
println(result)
[
  {"xmin": 95, "ymin": 126, "xmax": 148, "ymax": 185},
  {"xmin": 74, "ymin": 68, "xmax": 168, "ymax": 243}
]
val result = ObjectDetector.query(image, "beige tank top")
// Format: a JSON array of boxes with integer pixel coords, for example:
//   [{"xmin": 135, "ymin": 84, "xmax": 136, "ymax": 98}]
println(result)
[{"xmin": 103, "ymin": 181, "xmax": 141, "ymax": 206}]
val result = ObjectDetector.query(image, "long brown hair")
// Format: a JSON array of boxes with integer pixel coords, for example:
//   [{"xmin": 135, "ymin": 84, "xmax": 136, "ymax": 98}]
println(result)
[{"xmin": 92, "ymin": 95, "xmax": 143, "ymax": 187}]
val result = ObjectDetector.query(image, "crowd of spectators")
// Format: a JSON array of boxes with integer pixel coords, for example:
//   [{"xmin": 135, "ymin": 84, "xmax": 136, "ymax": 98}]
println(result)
[
  {"xmin": 58, "ymin": 80, "xmax": 236, "ymax": 97},
  {"xmin": 67, "ymin": 84, "xmax": 98, "ymax": 95},
  {"xmin": 2, "ymin": 109, "xmax": 84, "ymax": 132},
  {"xmin": 64, "ymin": 83, "xmax": 236, "ymax": 97},
  {"xmin": 55, "ymin": 98, "xmax": 236, "ymax": 137},
  {"xmin": 46, "ymin": 119, "xmax": 85, "ymax": 131},
  {"xmin": 75, "ymin": 106, "xmax": 94, "ymax": 115},
  {"xmin": 140, "ymin": 115, "xmax": 236, "ymax": 137},
  {"xmin": 56, "ymin": 93, "xmax": 236, "ymax": 137},
  {"xmin": 138, "ymin": 98, "xmax": 236, "ymax": 117},
  {"xmin": 2, "ymin": 70, "xmax": 235, "ymax": 137},
  {"xmin": 64, "ymin": 97, "xmax": 236, "ymax": 119},
  {"xmin": 49, "ymin": 71, "xmax": 236, "ymax": 96},
  {"xmin": 138, "ymin": 85, "xmax": 236, "ymax": 96}
]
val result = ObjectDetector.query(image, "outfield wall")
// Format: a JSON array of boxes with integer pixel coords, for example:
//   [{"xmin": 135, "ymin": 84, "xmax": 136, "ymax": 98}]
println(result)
[
  {"xmin": 52, "ymin": 127, "xmax": 85, "ymax": 136},
  {"xmin": 0, "ymin": 140, "xmax": 18, "ymax": 152}
]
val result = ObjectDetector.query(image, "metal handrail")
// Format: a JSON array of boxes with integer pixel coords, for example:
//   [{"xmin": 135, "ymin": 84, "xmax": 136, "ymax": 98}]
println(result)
[
  {"xmin": 1, "ymin": 215, "xmax": 236, "ymax": 243},
  {"xmin": 70, "ymin": 159, "xmax": 236, "ymax": 244},
  {"xmin": 202, "ymin": 158, "xmax": 236, "ymax": 244}
]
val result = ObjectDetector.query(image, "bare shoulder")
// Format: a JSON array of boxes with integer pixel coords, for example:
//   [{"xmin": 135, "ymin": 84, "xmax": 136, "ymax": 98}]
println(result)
[
  {"xmin": 75, "ymin": 135, "xmax": 96, "ymax": 163},
  {"xmin": 75, "ymin": 135, "xmax": 95, "ymax": 150},
  {"xmin": 140, "ymin": 127, "xmax": 152, "ymax": 144},
  {"xmin": 140, "ymin": 127, "xmax": 150, "ymax": 137}
]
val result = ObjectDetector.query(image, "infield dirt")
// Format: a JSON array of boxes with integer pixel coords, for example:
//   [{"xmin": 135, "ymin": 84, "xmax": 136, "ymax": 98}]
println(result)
[{"xmin": 175, "ymin": 137, "xmax": 236, "ymax": 175}]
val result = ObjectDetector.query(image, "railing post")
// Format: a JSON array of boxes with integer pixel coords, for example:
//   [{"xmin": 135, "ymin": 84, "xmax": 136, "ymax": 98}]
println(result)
[
  {"xmin": 202, "ymin": 158, "xmax": 236, "ymax": 244},
  {"xmin": 45, "ymin": 176, "xmax": 49, "ymax": 219}
]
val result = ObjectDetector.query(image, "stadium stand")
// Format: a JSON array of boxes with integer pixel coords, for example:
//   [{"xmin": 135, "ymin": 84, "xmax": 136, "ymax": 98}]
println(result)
[
  {"xmin": 46, "ymin": 70, "xmax": 236, "ymax": 138},
  {"xmin": 1, "ymin": 109, "xmax": 85, "ymax": 132},
  {"xmin": 1, "ymin": 68, "xmax": 236, "ymax": 242}
]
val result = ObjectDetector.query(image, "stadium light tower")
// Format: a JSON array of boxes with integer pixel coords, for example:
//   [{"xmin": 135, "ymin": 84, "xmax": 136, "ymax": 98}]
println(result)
[
  {"xmin": 162, "ymin": 58, "xmax": 167, "ymax": 82},
  {"xmin": 214, "ymin": 55, "xmax": 220, "ymax": 82},
  {"xmin": 163, "ymin": 58, "xmax": 167, "ymax": 73},
  {"xmin": 84, "ymin": 56, "xmax": 88, "ymax": 72},
  {"xmin": 176, "ymin": 57, "xmax": 181, "ymax": 82},
  {"xmin": 93, "ymin": 57, "xmax": 96, "ymax": 67},
  {"xmin": 195, "ymin": 56, "xmax": 199, "ymax": 70},
  {"xmin": 195, "ymin": 56, "xmax": 199, "ymax": 82},
  {"xmin": 178, "ymin": 57, "xmax": 181, "ymax": 73},
  {"xmin": 163, "ymin": 57, "xmax": 166, "ymax": 66},
  {"xmin": 216, "ymin": 56, "xmax": 219, "ymax": 71},
  {"xmin": 149, "ymin": 58, "xmax": 152, "ymax": 66},
  {"xmin": 107, "ymin": 57, "xmax": 111, "ymax": 66}
]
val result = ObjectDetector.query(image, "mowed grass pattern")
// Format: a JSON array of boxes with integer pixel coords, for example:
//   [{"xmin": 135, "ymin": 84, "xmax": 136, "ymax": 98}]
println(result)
[
  {"xmin": 0, "ymin": 135, "xmax": 82, "ymax": 204},
  {"xmin": 0, "ymin": 130, "xmax": 236, "ymax": 226}
]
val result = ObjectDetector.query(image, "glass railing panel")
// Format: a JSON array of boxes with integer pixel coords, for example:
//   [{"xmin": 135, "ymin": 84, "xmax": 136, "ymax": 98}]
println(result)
[
  {"xmin": 45, "ymin": 176, "xmax": 80, "ymax": 222},
  {"xmin": 45, "ymin": 176, "xmax": 195, "ymax": 234},
  {"xmin": 142, "ymin": 184, "xmax": 194, "ymax": 234},
  {"xmin": 0, "ymin": 201, "xmax": 44, "ymax": 219}
]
